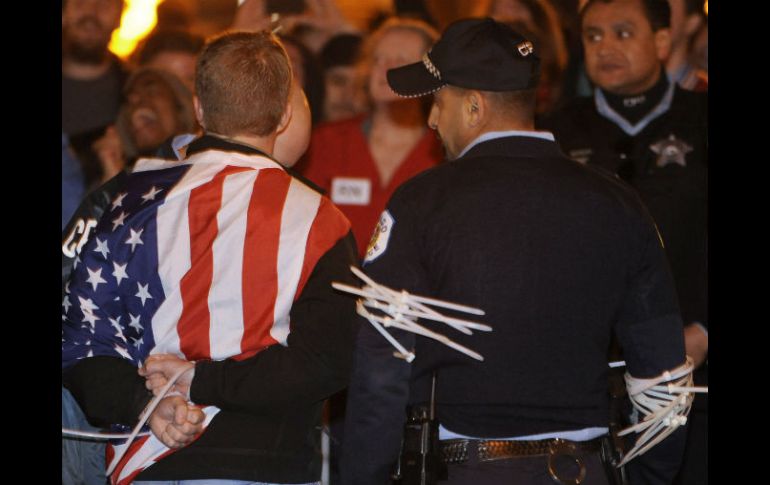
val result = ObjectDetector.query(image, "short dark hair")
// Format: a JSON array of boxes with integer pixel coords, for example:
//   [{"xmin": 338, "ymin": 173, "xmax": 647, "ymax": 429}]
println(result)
[
  {"xmin": 195, "ymin": 31, "xmax": 292, "ymax": 137},
  {"xmin": 484, "ymin": 89, "xmax": 538, "ymax": 122},
  {"xmin": 319, "ymin": 33, "xmax": 363, "ymax": 71},
  {"xmin": 581, "ymin": 0, "xmax": 671, "ymax": 31},
  {"xmin": 450, "ymin": 86, "xmax": 537, "ymax": 123}
]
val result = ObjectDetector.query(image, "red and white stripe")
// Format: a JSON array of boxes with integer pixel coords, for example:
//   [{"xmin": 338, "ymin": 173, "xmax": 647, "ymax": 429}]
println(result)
[
  {"xmin": 109, "ymin": 406, "xmax": 220, "ymax": 485},
  {"xmin": 109, "ymin": 150, "xmax": 351, "ymax": 483}
]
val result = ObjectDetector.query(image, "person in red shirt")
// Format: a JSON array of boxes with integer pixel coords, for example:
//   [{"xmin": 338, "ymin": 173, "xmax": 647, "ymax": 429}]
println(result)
[{"xmin": 298, "ymin": 17, "xmax": 444, "ymax": 257}]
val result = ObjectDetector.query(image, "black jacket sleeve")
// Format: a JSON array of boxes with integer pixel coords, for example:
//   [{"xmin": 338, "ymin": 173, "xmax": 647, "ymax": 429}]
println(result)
[
  {"xmin": 189, "ymin": 232, "xmax": 360, "ymax": 413},
  {"xmin": 341, "ymin": 318, "xmax": 414, "ymax": 485},
  {"xmin": 340, "ymin": 195, "xmax": 427, "ymax": 485},
  {"xmin": 62, "ymin": 355, "xmax": 153, "ymax": 428},
  {"xmin": 614, "ymin": 201, "xmax": 686, "ymax": 378},
  {"xmin": 614, "ymin": 204, "xmax": 688, "ymax": 485}
]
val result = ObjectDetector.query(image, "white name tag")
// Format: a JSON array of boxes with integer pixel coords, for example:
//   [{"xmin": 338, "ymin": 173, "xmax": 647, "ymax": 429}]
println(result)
[{"xmin": 331, "ymin": 177, "xmax": 371, "ymax": 205}]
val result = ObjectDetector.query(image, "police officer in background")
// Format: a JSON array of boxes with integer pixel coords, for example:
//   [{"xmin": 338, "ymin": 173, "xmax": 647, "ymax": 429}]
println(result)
[
  {"xmin": 341, "ymin": 17, "xmax": 688, "ymax": 485},
  {"xmin": 540, "ymin": 2, "xmax": 707, "ymax": 482}
]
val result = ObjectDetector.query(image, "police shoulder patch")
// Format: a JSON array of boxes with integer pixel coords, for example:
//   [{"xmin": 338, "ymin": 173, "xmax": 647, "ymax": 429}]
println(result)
[{"xmin": 364, "ymin": 210, "xmax": 395, "ymax": 264}]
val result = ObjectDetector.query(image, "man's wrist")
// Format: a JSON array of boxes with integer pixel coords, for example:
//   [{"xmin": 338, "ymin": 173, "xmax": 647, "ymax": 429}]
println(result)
[{"xmin": 185, "ymin": 365, "xmax": 196, "ymax": 402}]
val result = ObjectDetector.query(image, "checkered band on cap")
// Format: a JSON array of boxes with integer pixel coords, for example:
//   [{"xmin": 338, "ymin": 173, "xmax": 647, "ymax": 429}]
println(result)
[
  {"xmin": 387, "ymin": 18, "xmax": 540, "ymax": 97},
  {"xmin": 422, "ymin": 52, "xmax": 441, "ymax": 80}
]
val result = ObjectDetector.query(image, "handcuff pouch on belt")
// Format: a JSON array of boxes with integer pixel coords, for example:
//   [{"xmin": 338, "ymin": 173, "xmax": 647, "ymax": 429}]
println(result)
[{"xmin": 392, "ymin": 374, "xmax": 447, "ymax": 485}]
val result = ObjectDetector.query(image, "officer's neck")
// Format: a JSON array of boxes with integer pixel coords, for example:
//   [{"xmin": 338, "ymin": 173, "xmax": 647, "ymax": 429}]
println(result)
[{"xmin": 600, "ymin": 68, "xmax": 670, "ymax": 125}]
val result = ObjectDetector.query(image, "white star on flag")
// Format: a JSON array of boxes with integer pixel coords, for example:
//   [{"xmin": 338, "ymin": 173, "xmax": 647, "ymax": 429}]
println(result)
[
  {"xmin": 112, "ymin": 211, "xmax": 128, "ymax": 231},
  {"xmin": 125, "ymin": 228, "xmax": 144, "ymax": 252},
  {"xmin": 114, "ymin": 344, "xmax": 133, "ymax": 361},
  {"xmin": 62, "ymin": 295, "xmax": 72, "ymax": 313},
  {"xmin": 141, "ymin": 186, "xmax": 163, "ymax": 203},
  {"xmin": 113, "ymin": 261, "xmax": 129, "ymax": 285},
  {"xmin": 93, "ymin": 238, "xmax": 110, "ymax": 258},
  {"xmin": 111, "ymin": 192, "xmax": 128, "ymax": 211},
  {"xmin": 82, "ymin": 309, "xmax": 100, "ymax": 329},
  {"xmin": 78, "ymin": 296, "xmax": 99, "ymax": 314},
  {"xmin": 128, "ymin": 313, "xmax": 143, "ymax": 332},
  {"xmin": 109, "ymin": 317, "xmax": 126, "ymax": 341},
  {"xmin": 86, "ymin": 267, "xmax": 108, "ymax": 291},
  {"xmin": 133, "ymin": 337, "xmax": 144, "ymax": 349},
  {"xmin": 135, "ymin": 282, "xmax": 153, "ymax": 306}
]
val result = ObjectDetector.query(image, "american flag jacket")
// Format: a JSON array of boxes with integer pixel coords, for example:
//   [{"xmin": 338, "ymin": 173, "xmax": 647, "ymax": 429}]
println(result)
[{"xmin": 62, "ymin": 135, "xmax": 359, "ymax": 484}]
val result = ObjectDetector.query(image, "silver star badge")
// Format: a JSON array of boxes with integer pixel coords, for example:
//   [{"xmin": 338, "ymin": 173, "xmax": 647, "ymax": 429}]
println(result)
[{"xmin": 650, "ymin": 134, "xmax": 693, "ymax": 168}]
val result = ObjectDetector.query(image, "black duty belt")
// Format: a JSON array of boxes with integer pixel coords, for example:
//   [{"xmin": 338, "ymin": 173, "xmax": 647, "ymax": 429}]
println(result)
[
  {"xmin": 439, "ymin": 436, "xmax": 608, "ymax": 485},
  {"xmin": 439, "ymin": 436, "xmax": 623, "ymax": 485},
  {"xmin": 440, "ymin": 437, "xmax": 604, "ymax": 464}
]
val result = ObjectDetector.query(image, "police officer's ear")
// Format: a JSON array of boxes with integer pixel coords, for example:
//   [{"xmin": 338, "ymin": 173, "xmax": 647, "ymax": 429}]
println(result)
[
  {"xmin": 653, "ymin": 27, "xmax": 672, "ymax": 62},
  {"xmin": 466, "ymin": 91, "xmax": 484, "ymax": 128}
]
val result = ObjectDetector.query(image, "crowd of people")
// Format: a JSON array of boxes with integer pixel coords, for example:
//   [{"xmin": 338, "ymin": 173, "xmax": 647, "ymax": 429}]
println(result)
[{"xmin": 62, "ymin": 0, "xmax": 707, "ymax": 484}]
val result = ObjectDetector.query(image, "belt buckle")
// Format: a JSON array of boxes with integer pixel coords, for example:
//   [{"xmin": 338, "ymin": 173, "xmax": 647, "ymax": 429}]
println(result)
[{"xmin": 547, "ymin": 439, "xmax": 587, "ymax": 485}]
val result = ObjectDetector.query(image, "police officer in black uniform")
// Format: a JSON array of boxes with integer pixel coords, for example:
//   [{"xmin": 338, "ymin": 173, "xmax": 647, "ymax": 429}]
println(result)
[
  {"xmin": 540, "ymin": 2, "xmax": 707, "ymax": 483},
  {"xmin": 341, "ymin": 17, "xmax": 688, "ymax": 485}
]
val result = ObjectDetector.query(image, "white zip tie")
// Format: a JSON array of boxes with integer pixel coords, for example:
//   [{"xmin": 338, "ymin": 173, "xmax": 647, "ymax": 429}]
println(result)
[
  {"xmin": 349, "ymin": 267, "xmax": 486, "ymax": 315},
  {"xmin": 357, "ymin": 301, "xmax": 415, "ymax": 362},
  {"xmin": 616, "ymin": 357, "xmax": 708, "ymax": 467},
  {"xmin": 359, "ymin": 295, "xmax": 491, "ymax": 333},
  {"xmin": 61, "ymin": 428, "xmax": 151, "ymax": 440},
  {"xmin": 358, "ymin": 305, "xmax": 485, "ymax": 362},
  {"xmin": 61, "ymin": 365, "xmax": 187, "ymax": 448},
  {"xmin": 104, "ymin": 365, "xmax": 190, "ymax": 477},
  {"xmin": 335, "ymin": 267, "xmax": 490, "ymax": 362}
]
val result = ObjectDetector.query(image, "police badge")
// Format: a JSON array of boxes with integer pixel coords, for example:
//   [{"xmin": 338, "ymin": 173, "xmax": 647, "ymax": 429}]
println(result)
[
  {"xmin": 650, "ymin": 134, "xmax": 693, "ymax": 168},
  {"xmin": 364, "ymin": 210, "xmax": 395, "ymax": 264}
]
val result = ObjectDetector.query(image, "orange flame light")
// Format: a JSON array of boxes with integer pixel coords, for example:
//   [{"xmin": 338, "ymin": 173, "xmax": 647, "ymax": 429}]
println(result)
[{"xmin": 109, "ymin": 0, "xmax": 165, "ymax": 60}]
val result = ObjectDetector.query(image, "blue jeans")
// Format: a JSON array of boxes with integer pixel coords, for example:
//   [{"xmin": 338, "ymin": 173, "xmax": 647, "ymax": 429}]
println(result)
[
  {"xmin": 62, "ymin": 387, "xmax": 107, "ymax": 485},
  {"xmin": 133, "ymin": 481, "xmax": 320, "ymax": 485}
]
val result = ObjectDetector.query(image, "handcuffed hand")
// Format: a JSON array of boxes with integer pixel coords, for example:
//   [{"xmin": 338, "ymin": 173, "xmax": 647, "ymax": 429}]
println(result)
[
  {"xmin": 139, "ymin": 354, "xmax": 195, "ymax": 399},
  {"xmin": 148, "ymin": 395, "xmax": 204, "ymax": 449}
]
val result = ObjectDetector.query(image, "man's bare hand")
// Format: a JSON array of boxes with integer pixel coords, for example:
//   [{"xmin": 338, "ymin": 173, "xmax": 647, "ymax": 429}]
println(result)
[
  {"xmin": 684, "ymin": 323, "xmax": 708, "ymax": 368},
  {"xmin": 148, "ymin": 395, "xmax": 204, "ymax": 449},
  {"xmin": 139, "ymin": 354, "xmax": 195, "ymax": 399}
]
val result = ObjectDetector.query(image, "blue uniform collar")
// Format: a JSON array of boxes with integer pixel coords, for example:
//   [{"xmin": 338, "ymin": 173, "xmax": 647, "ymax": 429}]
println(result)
[
  {"xmin": 458, "ymin": 130, "xmax": 556, "ymax": 159},
  {"xmin": 594, "ymin": 78, "xmax": 675, "ymax": 136}
]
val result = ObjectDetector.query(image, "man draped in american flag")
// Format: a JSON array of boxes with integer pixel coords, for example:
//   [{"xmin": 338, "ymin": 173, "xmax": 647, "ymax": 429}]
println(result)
[{"xmin": 62, "ymin": 31, "xmax": 359, "ymax": 485}]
